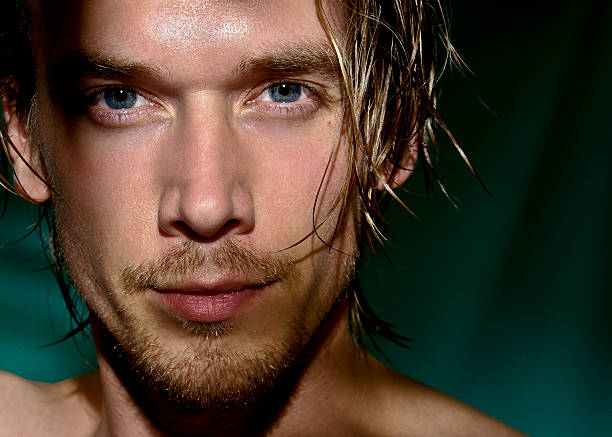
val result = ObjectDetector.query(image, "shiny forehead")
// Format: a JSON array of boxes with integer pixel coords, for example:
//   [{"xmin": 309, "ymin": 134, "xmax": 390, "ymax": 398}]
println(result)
[
  {"xmin": 29, "ymin": 0, "xmax": 345, "ymax": 84},
  {"xmin": 28, "ymin": 0, "xmax": 344, "ymax": 46}
]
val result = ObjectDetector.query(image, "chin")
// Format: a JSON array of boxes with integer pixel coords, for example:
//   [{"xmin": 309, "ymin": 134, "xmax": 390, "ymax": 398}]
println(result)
[
  {"xmin": 97, "ymin": 315, "xmax": 308, "ymax": 412},
  {"xmin": 89, "ymin": 282, "xmax": 342, "ymax": 414}
]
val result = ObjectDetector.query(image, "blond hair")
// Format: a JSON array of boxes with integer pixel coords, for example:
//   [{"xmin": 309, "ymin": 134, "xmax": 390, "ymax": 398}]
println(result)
[{"xmin": 312, "ymin": 0, "xmax": 482, "ymax": 348}]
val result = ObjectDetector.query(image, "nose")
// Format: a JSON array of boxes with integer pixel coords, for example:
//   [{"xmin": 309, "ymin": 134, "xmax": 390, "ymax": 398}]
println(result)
[{"xmin": 157, "ymin": 102, "xmax": 255, "ymax": 241}]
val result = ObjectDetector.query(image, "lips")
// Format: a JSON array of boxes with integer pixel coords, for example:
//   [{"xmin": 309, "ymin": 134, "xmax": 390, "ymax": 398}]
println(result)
[{"xmin": 150, "ymin": 280, "xmax": 271, "ymax": 323}]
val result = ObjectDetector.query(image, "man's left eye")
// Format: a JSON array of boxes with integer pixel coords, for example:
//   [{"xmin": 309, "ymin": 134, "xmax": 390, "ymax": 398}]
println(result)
[{"xmin": 260, "ymin": 83, "xmax": 307, "ymax": 103}]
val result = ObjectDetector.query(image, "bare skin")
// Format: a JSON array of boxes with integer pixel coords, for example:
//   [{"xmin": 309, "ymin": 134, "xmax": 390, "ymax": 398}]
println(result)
[
  {"xmin": 1, "ymin": 0, "xmax": 526, "ymax": 435},
  {"xmin": 0, "ymin": 303, "xmax": 524, "ymax": 437}
]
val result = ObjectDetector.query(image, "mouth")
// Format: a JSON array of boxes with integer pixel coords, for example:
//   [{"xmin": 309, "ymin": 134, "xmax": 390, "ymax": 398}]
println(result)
[{"xmin": 149, "ymin": 279, "xmax": 274, "ymax": 324}]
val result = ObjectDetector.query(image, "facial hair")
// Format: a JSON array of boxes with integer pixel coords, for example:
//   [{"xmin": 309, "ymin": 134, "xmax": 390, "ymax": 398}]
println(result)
[{"xmin": 85, "ymin": 239, "xmax": 353, "ymax": 417}]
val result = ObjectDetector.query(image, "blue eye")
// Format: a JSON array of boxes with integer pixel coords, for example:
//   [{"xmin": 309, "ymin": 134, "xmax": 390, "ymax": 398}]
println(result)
[
  {"xmin": 267, "ymin": 83, "xmax": 302, "ymax": 103},
  {"xmin": 103, "ymin": 89, "xmax": 138, "ymax": 109}
]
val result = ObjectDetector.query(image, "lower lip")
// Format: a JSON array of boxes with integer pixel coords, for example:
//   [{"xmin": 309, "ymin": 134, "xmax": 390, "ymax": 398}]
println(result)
[{"xmin": 154, "ymin": 289, "xmax": 259, "ymax": 323}]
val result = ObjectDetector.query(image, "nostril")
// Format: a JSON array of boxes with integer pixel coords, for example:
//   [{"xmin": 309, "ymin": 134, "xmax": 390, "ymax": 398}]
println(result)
[
  {"xmin": 170, "ymin": 218, "xmax": 244, "ymax": 242},
  {"xmin": 157, "ymin": 179, "xmax": 255, "ymax": 242},
  {"xmin": 172, "ymin": 221, "xmax": 195, "ymax": 237},
  {"xmin": 223, "ymin": 219, "xmax": 241, "ymax": 233}
]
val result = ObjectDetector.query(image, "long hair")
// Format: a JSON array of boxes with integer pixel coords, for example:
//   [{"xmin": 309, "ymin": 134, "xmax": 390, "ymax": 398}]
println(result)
[
  {"xmin": 315, "ymin": 0, "xmax": 477, "ymax": 349},
  {"xmin": 0, "ymin": 0, "xmax": 475, "ymax": 349}
]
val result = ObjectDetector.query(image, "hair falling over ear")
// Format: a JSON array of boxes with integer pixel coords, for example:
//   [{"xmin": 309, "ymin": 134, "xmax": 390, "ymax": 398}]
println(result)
[
  {"xmin": 313, "ymin": 0, "xmax": 481, "ymax": 349},
  {"xmin": 317, "ymin": 0, "xmax": 477, "ymax": 242}
]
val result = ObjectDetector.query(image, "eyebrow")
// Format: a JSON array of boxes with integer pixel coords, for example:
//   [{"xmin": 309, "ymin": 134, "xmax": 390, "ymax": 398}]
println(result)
[
  {"xmin": 46, "ymin": 50, "xmax": 164, "ymax": 91},
  {"xmin": 45, "ymin": 42, "xmax": 341, "ymax": 92},
  {"xmin": 234, "ymin": 43, "xmax": 341, "ymax": 82}
]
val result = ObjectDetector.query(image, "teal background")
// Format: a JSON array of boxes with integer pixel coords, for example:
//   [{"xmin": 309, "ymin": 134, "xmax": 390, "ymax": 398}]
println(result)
[{"xmin": 1, "ymin": 1, "xmax": 610, "ymax": 435}]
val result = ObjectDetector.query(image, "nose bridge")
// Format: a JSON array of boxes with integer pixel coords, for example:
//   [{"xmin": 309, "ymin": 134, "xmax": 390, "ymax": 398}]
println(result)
[
  {"xmin": 158, "ymin": 97, "xmax": 253, "ymax": 239},
  {"xmin": 180, "ymin": 103, "xmax": 234, "ymax": 195}
]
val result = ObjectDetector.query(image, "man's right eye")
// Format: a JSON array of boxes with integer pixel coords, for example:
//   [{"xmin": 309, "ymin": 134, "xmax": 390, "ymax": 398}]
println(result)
[
  {"xmin": 82, "ymin": 87, "xmax": 164, "ymax": 127},
  {"xmin": 91, "ymin": 88, "xmax": 147, "ymax": 110}
]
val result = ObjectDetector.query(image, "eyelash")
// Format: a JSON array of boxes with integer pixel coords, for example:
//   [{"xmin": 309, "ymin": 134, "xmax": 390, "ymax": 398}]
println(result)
[
  {"xmin": 82, "ymin": 80, "xmax": 328, "ymax": 128},
  {"xmin": 245, "ymin": 80, "xmax": 326, "ymax": 117},
  {"xmin": 84, "ymin": 87, "xmax": 159, "ymax": 127}
]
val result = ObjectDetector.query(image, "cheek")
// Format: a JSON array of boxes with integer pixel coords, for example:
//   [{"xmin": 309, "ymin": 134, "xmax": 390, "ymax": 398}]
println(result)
[
  {"xmin": 43, "ymin": 119, "xmax": 166, "ymax": 271},
  {"xmin": 246, "ymin": 118, "xmax": 350, "ymax": 246}
]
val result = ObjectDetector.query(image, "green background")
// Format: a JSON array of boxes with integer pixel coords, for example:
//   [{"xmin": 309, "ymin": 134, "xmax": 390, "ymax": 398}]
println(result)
[{"xmin": 1, "ymin": 1, "xmax": 610, "ymax": 435}]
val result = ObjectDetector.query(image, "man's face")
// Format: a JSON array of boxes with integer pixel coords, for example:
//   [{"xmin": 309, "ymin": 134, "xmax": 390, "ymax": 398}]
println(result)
[{"xmin": 28, "ymin": 0, "xmax": 356, "ymax": 407}]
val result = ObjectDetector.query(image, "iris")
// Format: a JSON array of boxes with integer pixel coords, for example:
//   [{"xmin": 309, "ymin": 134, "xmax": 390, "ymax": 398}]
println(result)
[
  {"xmin": 103, "ymin": 89, "xmax": 138, "ymax": 109},
  {"xmin": 268, "ymin": 83, "xmax": 302, "ymax": 103}
]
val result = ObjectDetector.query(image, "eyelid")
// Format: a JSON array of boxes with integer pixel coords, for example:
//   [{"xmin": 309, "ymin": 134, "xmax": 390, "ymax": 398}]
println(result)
[
  {"xmin": 246, "ymin": 79, "xmax": 336, "ymax": 115},
  {"xmin": 92, "ymin": 89, "xmax": 148, "ymax": 110},
  {"xmin": 86, "ymin": 86, "xmax": 156, "ymax": 108},
  {"xmin": 83, "ymin": 85, "xmax": 167, "ymax": 127},
  {"xmin": 254, "ymin": 78, "xmax": 333, "ymax": 102},
  {"xmin": 236, "ymin": 78, "xmax": 340, "ymax": 123}
]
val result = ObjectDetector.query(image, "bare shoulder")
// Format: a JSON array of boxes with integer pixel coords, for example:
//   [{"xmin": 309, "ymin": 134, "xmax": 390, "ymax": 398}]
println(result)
[
  {"xmin": 0, "ymin": 370, "xmax": 101, "ymax": 437},
  {"xmin": 349, "ymin": 357, "xmax": 527, "ymax": 437}
]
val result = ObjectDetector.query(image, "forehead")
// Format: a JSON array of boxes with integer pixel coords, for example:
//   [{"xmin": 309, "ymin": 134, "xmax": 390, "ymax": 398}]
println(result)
[{"xmin": 30, "ymin": 0, "xmax": 343, "ymax": 75}]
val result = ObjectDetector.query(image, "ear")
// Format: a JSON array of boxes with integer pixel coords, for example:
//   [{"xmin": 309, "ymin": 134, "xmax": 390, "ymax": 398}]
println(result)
[
  {"xmin": 2, "ymin": 97, "xmax": 51, "ymax": 203},
  {"xmin": 376, "ymin": 137, "xmax": 419, "ymax": 191}
]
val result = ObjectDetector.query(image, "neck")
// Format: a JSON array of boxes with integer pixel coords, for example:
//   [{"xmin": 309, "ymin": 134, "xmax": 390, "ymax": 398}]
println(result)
[{"xmin": 90, "ymin": 297, "xmax": 368, "ymax": 437}]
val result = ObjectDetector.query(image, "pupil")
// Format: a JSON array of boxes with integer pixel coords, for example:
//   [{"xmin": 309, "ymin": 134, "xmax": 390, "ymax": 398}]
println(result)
[
  {"xmin": 114, "ymin": 89, "xmax": 128, "ymax": 101},
  {"xmin": 279, "ymin": 84, "xmax": 291, "ymax": 96}
]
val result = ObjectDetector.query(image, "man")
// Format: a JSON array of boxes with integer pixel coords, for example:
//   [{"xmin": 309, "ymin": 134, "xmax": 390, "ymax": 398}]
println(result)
[{"xmin": 0, "ymin": 0, "xmax": 524, "ymax": 435}]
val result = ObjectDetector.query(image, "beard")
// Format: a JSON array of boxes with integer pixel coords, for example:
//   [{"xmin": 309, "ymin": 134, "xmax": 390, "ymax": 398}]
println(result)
[
  {"xmin": 75, "ymin": 238, "xmax": 354, "ymax": 420},
  {"xmin": 92, "ymin": 311, "xmax": 310, "ymax": 413}
]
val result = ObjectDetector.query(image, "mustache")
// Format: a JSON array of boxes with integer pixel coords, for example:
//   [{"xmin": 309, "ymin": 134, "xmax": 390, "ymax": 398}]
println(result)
[{"xmin": 120, "ymin": 240, "xmax": 297, "ymax": 295}]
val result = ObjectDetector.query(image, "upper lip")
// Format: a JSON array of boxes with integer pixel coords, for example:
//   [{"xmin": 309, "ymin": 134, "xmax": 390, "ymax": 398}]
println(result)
[{"xmin": 150, "ymin": 278, "xmax": 276, "ymax": 295}]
